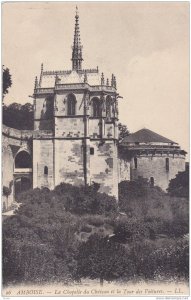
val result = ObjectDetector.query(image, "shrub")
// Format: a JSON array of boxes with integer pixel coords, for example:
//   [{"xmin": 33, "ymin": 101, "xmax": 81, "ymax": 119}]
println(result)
[
  {"xmin": 76, "ymin": 234, "xmax": 131, "ymax": 285},
  {"xmin": 167, "ymin": 169, "xmax": 189, "ymax": 198},
  {"xmin": 81, "ymin": 225, "xmax": 92, "ymax": 233},
  {"xmin": 113, "ymin": 217, "xmax": 150, "ymax": 242},
  {"xmin": 85, "ymin": 215, "xmax": 105, "ymax": 227}
]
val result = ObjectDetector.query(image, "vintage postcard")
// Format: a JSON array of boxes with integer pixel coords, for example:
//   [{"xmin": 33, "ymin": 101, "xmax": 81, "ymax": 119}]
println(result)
[{"xmin": 2, "ymin": 1, "xmax": 189, "ymax": 297}]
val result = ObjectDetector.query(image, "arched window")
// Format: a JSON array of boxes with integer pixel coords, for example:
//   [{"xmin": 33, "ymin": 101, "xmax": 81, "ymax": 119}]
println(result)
[
  {"xmin": 106, "ymin": 96, "xmax": 112, "ymax": 118},
  {"xmin": 44, "ymin": 166, "xmax": 48, "ymax": 175},
  {"xmin": 92, "ymin": 97, "xmax": 101, "ymax": 117},
  {"xmin": 67, "ymin": 94, "xmax": 76, "ymax": 116},
  {"xmin": 15, "ymin": 151, "xmax": 32, "ymax": 168}
]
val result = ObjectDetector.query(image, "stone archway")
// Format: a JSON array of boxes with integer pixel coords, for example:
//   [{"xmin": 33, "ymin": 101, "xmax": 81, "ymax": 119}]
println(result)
[{"xmin": 15, "ymin": 150, "xmax": 32, "ymax": 169}]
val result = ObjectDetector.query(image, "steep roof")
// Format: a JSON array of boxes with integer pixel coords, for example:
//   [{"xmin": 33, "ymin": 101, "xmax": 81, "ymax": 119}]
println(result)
[{"xmin": 121, "ymin": 128, "xmax": 177, "ymax": 144}]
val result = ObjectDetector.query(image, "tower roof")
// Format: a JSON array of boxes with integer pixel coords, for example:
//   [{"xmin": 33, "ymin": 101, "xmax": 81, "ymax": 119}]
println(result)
[
  {"xmin": 121, "ymin": 128, "xmax": 177, "ymax": 145},
  {"xmin": 72, "ymin": 6, "xmax": 83, "ymax": 71}
]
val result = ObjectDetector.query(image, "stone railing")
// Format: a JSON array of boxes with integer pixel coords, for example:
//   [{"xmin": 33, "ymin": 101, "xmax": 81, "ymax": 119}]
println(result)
[
  {"xmin": 55, "ymin": 83, "xmax": 116, "ymax": 92},
  {"xmin": 3, "ymin": 125, "xmax": 53, "ymax": 140},
  {"xmin": 43, "ymin": 70, "xmax": 71, "ymax": 75},
  {"xmin": 2, "ymin": 125, "xmax": 33, "ymax": 140},
  {"xmin": 42, "ymin": 68, "xmax": 99, "ymax": 76},
  {"xmin": 34, "ymin": 88, "xmax": 54, "ymax": 94},
  {"xmin": 120, "ymin": 144, "xmax": 181, "ymax": 150}
]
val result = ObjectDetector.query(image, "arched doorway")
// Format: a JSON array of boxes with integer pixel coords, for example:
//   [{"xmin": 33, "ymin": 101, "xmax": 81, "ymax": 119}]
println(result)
[{"xmin": 14, "ymin": 150, "xmax": 32, "ymax": 200}]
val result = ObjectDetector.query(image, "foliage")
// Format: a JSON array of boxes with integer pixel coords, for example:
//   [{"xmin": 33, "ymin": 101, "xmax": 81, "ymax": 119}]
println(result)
[
  {"xmin": 3, "ymin": 179, "xmax": 189, "ymax": 285},
  {"xmin": 3, "ymin": 186, "xmax": 11, "ymax": 197},
  {"xmin": 113, "ymin": 217, "xmax": 150, "ymax": 242},
  {"xmin": 118, "ymin": 122, "xmax": 130, "ymax": 142},
  {"xmin": 3, "ymin": 183, "xmax": 117, "ymax": 284},
  {"xmin": 52, "ymin": 182, "xmax": 117, "ymax": 215},
  {"xmin": 126, "ymin": 238, "xmax": 189, "ymax": 280},
  {"xmin": 118, "ymin": 178, "xmax": 189, "ymax": 239},
  {"xmin": 167, "ymin": 169, "xmax": 189, "ymax": 198},
  {"xmin": 3, "ymin": 66, "xmax": 12, "ymax": 96},
  {"xmin": 3, "ymin": 102, "xmax": 33, "ymax": 130},
  {"xmin": 76, "ymin": 234, "xmax": 130, "ymax": 285}
]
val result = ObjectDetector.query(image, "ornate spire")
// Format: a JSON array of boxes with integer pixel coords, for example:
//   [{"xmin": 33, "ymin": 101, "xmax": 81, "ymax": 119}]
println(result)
[
  {"xmin": 106, "ymin": 78, "xmax": 109, "ymax": 86},
  {"xmin": 72, "ymin": 6, "xmax": 83, "ymax": 71}
]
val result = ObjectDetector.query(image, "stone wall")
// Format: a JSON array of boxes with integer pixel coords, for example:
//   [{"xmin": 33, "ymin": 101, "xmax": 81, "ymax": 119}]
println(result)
[
  {"xmin": 33, "ymin": 139, "xmax": 54, "ymax": 189},
  {"xmin": 90, "ymin": 140, "xmax": 118, "ymax": 198},
  {"xmin": 54, "ymin": 139, "xmax": 85, "ymax": 187},
  {"xmin": 55, "ymin": 117, "xmax": 84, "ymax": 138},
  {"xmin": 118, "ymin": 158, "xmax": 130, "ymax": 182},
  {"xmin": 130, "ymin": 153, "xmax": 185, "ymax": 191}
]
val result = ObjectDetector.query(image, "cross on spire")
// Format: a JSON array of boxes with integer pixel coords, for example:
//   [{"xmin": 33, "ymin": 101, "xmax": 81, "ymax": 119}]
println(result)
[{"xmin": 72, "ymin": 6, "xmax": 83, "ymax": 71}]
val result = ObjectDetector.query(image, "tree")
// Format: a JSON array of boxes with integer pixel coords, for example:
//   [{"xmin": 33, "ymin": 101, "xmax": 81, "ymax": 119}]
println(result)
[
  {"xmin": 118, "ymin": 123, "xmax": 130, "ymax": 142},
  {"xmin": 76, "ymin": 234, "xmax": 129, "ymax": 285},
  {"xmin": 3, "ymin": 102, "xmax": 33, "ymax": 130},
  {"xmin": 167, "ymin": 169, "xmax": 189, "ymax": 198},
  {"xmin": 3, "ymin": 66, "xmax": 12, "ymax": 97}
]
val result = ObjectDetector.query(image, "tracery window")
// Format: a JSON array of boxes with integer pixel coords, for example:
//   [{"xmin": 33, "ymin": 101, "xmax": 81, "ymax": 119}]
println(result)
[
  {"xmin": 106, "ymin": 96, "xmax": 112, "ymax": 118},
  {"xmin": 92, "ymin": 97, "xmax": 101, "ymax": 117},
  {"xmin": 67, "ymin": 94, "xmax": 76, "ymax": 116}
]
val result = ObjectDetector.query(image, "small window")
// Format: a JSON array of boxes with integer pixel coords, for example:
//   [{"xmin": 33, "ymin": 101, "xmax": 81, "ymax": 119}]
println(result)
[
  {"xmin": 90, "ymin": 147, "xmax": 94, "ymax": 155},
  {"xmin": 44, "ymin": 166, "xmax": 48, "ymax": 175},
  {"xmin": 134, "ymin": 157, "xmax": 137, "ymax": 169},
  {"xmin": 166, "ymin": 158, "xmax": 169, "ymax": 172},
  {"xmin": 150, "ymin": 177, "xmax": 154, "ymax": 187}
]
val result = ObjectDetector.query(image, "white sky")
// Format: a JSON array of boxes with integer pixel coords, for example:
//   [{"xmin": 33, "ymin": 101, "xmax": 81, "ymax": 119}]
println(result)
[{"xmin": 2, "ymin": 2, "xmax": 189, "ymax": 155}]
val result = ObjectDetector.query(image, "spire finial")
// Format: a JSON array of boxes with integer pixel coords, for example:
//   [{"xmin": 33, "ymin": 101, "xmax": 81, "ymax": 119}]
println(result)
[
  {"xmin": 84, "ymin": 70, "xmax": 87, "ymax": 83},
  {"xmin": 101, "ymin": 73, "xmax": 104, "ymax": 85},
  {"xmin": 111, "ymin": 74, "xmax": 114, "ymax": 86},
  {"xmin": 106, "ymin": 78, "xmax": 109, "ymax": 86},
  {"xmin": 72, "ymin": 7, "xmax": 83, "ymax": 71},
  {"xmin": 34, "ymin": 76, "xmax": 38, "ymax": 90},
  {"xmin": 113, "ymin": 75, "xmax": 117, "ymax": 89},
  {"xmin": 39, "ymin": 63, "xmax": 43, "ymax": 87}
]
